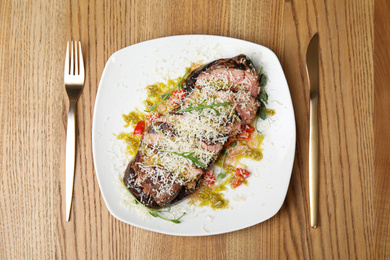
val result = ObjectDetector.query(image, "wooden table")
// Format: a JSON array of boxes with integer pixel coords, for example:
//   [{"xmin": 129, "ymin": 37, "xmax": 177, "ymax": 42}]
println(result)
[{"xmin": 1, "ymin": 0, "xmax": 388, "ymax": 259}]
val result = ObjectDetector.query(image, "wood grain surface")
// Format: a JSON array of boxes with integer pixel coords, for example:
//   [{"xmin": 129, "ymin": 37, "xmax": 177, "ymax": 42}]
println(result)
[
  {"xmin": 375, "ymin": 0, "xmax": 390, "ymax": 258},
  {"xmin": 0, "ymin": 0, "xmax": 386, "ymax": 259}
]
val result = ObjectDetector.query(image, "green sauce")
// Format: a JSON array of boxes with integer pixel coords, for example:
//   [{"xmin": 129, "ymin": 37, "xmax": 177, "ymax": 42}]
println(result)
[
  {"xmin": 115, "ymin": 132, "xmax": 141, "ymax": 155},
  {"xmin": 267, "ymin": 108, "xmax": 276, "ymax": 116},
  {"xmin": 122, "ymin": 109, "xmax": 145, "ymax": 128},
  {"xmin": 143, "ymin": 78, "xmax": 182, "ymax": 113},
  {"xmin": 240, "ymin": 148, "xmax": 263, "ymax": 161},
  {"xmin": 190, "ymin": 182, "xmax": 229, "ymax": 210}
]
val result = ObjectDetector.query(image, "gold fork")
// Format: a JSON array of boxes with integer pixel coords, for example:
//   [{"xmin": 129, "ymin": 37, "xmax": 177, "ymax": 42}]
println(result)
[{"xmin": 64, "ymin": 41, "xmax": 85, "ymax": 221}]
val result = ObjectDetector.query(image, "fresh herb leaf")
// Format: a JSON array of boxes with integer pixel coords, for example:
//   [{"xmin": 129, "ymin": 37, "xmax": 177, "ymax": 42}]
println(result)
[
  {"xmin": 145, "ymin": 67, "xmax": 190, "ymax": 112},
  {"xmin": 170, "ymin": 212, "xmax": 186, "ymax": 223},
  {"xmin": 260, "ymin": 100, "xmax": 266, "ymax": 109},
  {"xmin": 150, "ymin": 210, "xmax": 186, "ymax": 223},
  {"xmin": 259, "ymin": 74, "xmax": 267, "ymax": 87},
  {"xmin": 218, "ymin": 141, "xmax": 237, "ymax": 179},
  {"xmin": 175, "ymin": 98, "xmax": 232, "ymax": 115},
  {"xmin": 146, "ymin": 103, "xmax": 158, "ymax": 112},
  {"xmin": 162, "ymin": 150, "xmax": 207, "ymax": 169},
  {"xmin": 259, "ymin": 109, "xmax": 267, "ymax": 120},
  {"xmin": 162, "ymin": 212, "xmax": 186, "ymax": 224},
  {"xmin": 149, "ymin": 211, "xmax": 159, "ymax": 218},
  {"xmin": 255, "ymin": 67, "xmax": 268, "ymax": 128},
  {"xmin": 261, "ymin": 91, "xmax": 268, "ymax": 104},
  {"xmin": 259, "ymin": 66, "xmax": 267, "ymax": 87}
]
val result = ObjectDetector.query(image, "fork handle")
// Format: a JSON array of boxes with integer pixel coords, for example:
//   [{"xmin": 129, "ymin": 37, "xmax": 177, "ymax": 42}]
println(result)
[{"xmin": 66, "ymin": 100, "xmax": 76, "ymax": 221}]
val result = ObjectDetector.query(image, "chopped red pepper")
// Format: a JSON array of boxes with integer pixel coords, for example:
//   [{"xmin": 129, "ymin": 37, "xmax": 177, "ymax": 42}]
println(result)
[
  {"xmin": 203, "ymin": 170, "xmax": 216, "ymax": 186},
  {"xmin": 133, "ymin": 121, "xmax": 145, "ymax": 136},
  {"xmin": 238, "ymin": 125, "xmax": 255, "ymax": 139},
  {"xmin": 231, "ymin": 168, "xmax": 251, "ymax": 188},
  {"xmin": 236, "ymin": 168, "xmax": 251, "ymax": 179},
  {"xmin": 169, "ymin": 89, "xmax": 186, "ymax": 105},
  {"xmin": 146, "ymin": 113, "xmax": 161, "ymax": 123},
  {"xmin": 231, "ymin": 176, "xmax": 243, "ymax": 188}
]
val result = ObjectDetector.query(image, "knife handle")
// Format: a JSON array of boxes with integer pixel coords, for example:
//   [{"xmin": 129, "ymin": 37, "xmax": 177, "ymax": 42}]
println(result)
[{"xmin": 309, "ymin": 96, "xmax": 319, "ymax": 228}]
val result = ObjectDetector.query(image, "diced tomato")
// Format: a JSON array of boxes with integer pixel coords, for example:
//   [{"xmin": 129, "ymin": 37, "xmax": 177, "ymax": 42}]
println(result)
[
  {"xmin": 231, "ymin": 176, "xmax": 243, "ymax": 188},
  {"xmin": 203, "ymin": 170, "xmax": 216, "ymax": 186},
  {"xmin": 146, "ymin": 113, "xmax": 161, "ymax": 123},
  {"xmin": 236, "ymin": 168, "xmax": 251, "ymax": 179},
  {"xmin": 169, "ymin": 90, "xmax": 186, "ymax": 105},
  {"xmin": 133, "ymin": 121, "xmax": 145, "ymax": 136},
  {"xmin": 242, "ymin": 125, "xmax": 255, "ymax": 134},
  {"xmin": 238, "ymin": 125, "xmax": 255, "ymax": 139},
  {"xmin": 231, "ymin": 168, "xmax": 251, "ymax": 189}
]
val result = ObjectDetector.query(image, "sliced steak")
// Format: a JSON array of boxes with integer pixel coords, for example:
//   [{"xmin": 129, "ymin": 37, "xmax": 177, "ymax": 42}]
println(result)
[
  {"xmin": 123, "ymin": 55, "xmax": 261, "ymax": 209},
  {"xmin": 184, "ymin": 54, "xmax": 260, "ymax": 97}
]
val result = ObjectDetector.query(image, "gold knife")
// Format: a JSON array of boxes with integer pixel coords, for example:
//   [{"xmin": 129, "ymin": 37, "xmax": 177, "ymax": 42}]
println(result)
[{"xmin": 306, "ymin": 33, "xmax": 319, "ymax": 228}]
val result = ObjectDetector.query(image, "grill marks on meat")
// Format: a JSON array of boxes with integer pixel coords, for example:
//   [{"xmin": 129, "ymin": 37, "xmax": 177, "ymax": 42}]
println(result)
[
  {"xmin": 123, "ymin": 153, "xmax": 181, "ymax": 209},
  {"xmin": 124, "ymin": 55, "xmax": 261, "ymax": 209}
]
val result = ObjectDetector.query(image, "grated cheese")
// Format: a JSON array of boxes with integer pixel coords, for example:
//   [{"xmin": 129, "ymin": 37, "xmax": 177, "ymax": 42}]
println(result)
[{"xmin": 134, "ymin": 76, "xmax": 248, "ymax": 196}]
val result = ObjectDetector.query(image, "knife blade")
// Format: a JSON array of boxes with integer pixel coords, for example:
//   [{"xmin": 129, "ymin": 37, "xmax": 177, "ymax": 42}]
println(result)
[{"xmin": 306, "ymin": 33, "xmax": 319, "ymax": 228}]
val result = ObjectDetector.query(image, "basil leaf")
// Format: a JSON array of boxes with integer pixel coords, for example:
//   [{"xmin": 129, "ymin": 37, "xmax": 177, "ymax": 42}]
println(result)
[
  {"xmin": 261, "ymin": 92, "xmax": 268, "ymax": 104},
  {"xmin": 260, "ymin": 100, "xmax": 266, "ymax": 109},
  {"xmin": 259, "ymin": 74, "xmax": 267, "ymax": 87},
  {"xmin": 259, "ymin": 109, "xmax": 267, "ymax": 120}
]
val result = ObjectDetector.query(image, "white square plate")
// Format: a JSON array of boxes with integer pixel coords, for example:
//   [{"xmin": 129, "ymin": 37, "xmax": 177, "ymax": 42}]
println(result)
[{"xmin": 92, "ymin": 35, "xmax": 296, "ymax": 236}]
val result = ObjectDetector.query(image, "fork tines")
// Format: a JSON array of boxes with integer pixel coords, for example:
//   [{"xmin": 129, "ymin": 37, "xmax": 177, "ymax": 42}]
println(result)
[{"xmin": 64, "ymin": 41, "xmax": 84, "ymax": 78}]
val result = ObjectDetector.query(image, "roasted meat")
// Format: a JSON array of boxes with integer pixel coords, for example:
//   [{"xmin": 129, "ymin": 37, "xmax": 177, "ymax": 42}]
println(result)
[{"xmin": 123, "ymin": 54, "xmax": 261, "ymax": 209}]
